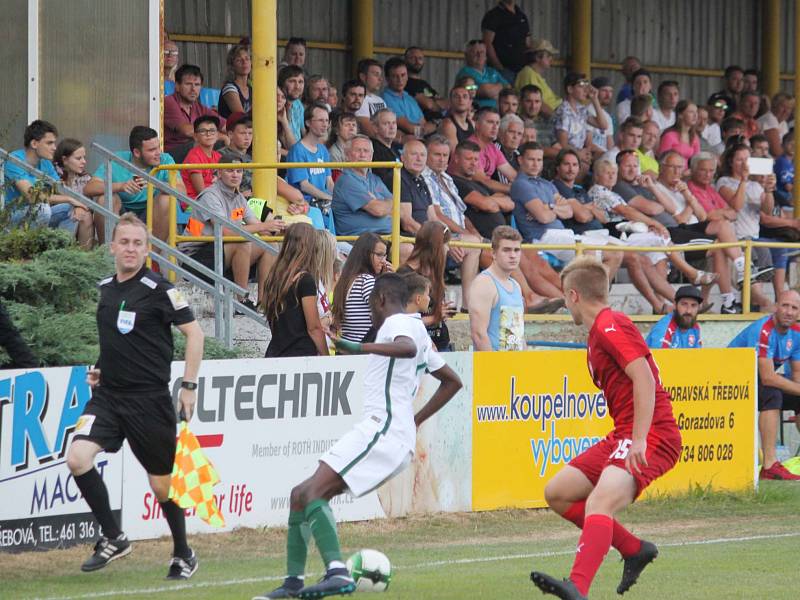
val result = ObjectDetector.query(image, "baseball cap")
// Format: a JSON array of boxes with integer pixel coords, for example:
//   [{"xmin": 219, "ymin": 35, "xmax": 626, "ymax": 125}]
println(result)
[
  {"xmin": 591, "ymin": 76, "xmax": 613, "ymax": 90},
  {"xmin": 531, "ymin": 39, "xmax": 559, "ymax": 55},
  {"xmin": 707, "ymin": 92, "xmax": 732, "ymax": 112},
  {"xmin": 675, "ymin": 285, "xmax": 703, "ymax": 302}
]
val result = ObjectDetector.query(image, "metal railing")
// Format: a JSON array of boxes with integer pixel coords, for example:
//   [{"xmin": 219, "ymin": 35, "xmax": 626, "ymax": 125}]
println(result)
[
  {"xmin": 444, "ymin": 237, "xmax": 800, "ymax": 319},
  {"xmin": 1, "ymin": 146, "xmax": 253, "ymax": 348},
  {"xmin": 148, "ymin": 159, "xmax": 403, "ymax": 265}
]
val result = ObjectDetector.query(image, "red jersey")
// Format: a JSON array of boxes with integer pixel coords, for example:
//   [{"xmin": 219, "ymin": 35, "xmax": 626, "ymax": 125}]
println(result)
[{"xmin": 587, "ymin": 308, "xmax": 677, "ymax": 435}]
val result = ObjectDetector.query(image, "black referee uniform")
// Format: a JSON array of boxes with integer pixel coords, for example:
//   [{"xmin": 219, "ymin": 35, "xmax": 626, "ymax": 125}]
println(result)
[
  {"xmin": 75, "ymin": 266, "xmax": 194, "ymax": 473},
  {"xmin": 71, "ymin": 264, "xmax": 198, "ymax": 576}
]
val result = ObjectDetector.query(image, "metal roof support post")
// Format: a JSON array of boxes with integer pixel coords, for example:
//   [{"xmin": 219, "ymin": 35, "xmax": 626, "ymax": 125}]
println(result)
[
  {"xmin": 762, "ymin": 0, "xmax": 781, "ymax": 99},
  {"xmin": 251, "ymin": 0, "xmax": 278, "ymax": 202},
  {"xmin": 352, "ymin": 0, "xmax": 374, "ymax": 75},
  {"xmin": 570, "ymin": 0, "xmax": 592, "ymax": 77}
]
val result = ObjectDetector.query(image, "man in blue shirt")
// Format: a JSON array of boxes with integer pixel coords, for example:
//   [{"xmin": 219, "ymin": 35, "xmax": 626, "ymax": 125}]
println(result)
[
  {"xmin": 84, "ymin": 126, "xmax": 181, "ymax": 243},
  {"xmin": 381, "ymin": 57, "xmax": 434, "ymax": 138},
  {"xmin": 4, "ymin": 119, "xmax": 81, "ymax": 229},
  {"xmin": 286, "ymin": 103, "xmax": 334, "ymax": 221},
  {"xmin": 729, "ymin": 290, "xmax": 800, "ymax": 480},
  {"xmin": 510, "ymin": 142, "xmax": 621, "ymax": 276},
  {"xmin": 331, "ymin": 135, "xmax": 392, "ymax": 236},
  {"xmin": 455, "ymin": 40, "xmax": 509, "ymax": 109},
  {"xmin": 646, "ymin": 285, "xmax": 703, "ymax": 349},
  {"xmin": 774, "ymin": 131, "xmax": 794, "ymax": 206}
]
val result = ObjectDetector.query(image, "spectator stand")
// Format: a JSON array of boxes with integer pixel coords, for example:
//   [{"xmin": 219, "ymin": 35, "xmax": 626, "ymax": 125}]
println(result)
[
  {"xmin": 141, "ymin": 158, "xmax": 404, "ymax": 269},
  {"xmin": 1, "ymin": 147, "xmax": 248, "ymax": 348}
]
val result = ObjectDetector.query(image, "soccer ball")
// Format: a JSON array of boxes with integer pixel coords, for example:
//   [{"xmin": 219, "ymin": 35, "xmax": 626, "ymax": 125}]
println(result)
[{"xmin": 346, "ymin": 549, "xmax": 392, "ymax": 592}]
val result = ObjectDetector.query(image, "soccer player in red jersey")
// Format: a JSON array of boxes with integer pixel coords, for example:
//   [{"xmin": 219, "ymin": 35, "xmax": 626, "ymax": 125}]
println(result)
[{"xmin": 531, "ymin": 257, "xmax": 682, "ymax": 599}]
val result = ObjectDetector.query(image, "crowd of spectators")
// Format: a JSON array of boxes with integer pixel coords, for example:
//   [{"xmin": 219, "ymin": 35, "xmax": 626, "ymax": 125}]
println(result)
[{"xmin": 4, "ymin": 0, "xmax": 800, "ymax": 356}]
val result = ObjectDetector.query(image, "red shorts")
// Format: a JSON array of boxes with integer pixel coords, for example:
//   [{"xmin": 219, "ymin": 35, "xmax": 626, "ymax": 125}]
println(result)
[{"xmin": 569, "ymin": 426, "xmax": 682, "ymax": 498}]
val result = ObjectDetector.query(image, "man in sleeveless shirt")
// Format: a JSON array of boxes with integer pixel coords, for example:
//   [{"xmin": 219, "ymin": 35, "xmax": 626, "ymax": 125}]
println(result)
[{"xmin": 470, "ymin": 226, "xmax": 526, "ymax": 351}]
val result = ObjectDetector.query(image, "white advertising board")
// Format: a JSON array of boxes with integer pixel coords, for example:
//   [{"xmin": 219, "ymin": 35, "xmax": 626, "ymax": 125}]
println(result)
[{"xmin": 0, "ymin": 366, "xmax": 123, "ymax": 552}]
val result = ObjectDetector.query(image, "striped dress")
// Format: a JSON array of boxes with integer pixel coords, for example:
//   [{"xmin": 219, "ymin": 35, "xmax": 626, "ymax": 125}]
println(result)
[{"xmin": 340, "ymin": 273, "xmax": 376, "ymax": 342}]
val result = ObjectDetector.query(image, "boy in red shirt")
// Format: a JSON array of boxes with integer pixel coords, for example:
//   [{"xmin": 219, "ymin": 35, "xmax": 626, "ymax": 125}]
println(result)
[
  {"xmin": 531, "ymin": 256, "xmax": 682, "ymax": 599},
  {"xmin": 182, "ymin": 115, "xmax": 221, "ymax": 199}
]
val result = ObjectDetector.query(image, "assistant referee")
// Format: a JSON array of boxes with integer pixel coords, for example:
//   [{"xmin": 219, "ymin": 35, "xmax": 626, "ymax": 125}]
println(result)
[{"xmin": 66, "ymin": 212, "xmax": 205, "ymax": 579}]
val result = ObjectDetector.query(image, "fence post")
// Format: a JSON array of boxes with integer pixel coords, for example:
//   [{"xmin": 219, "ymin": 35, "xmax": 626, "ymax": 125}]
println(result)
[
  {"xmin": 213, "ymin": 221, "xmax": 224, "ymax": 342},
  {"xmin": 742, "ymin": 239, "xmax": 752, "ymax": 315},
  {"xmin": 167, "ymin": 170, "xmax": 178, "ymax": 283},
  {"xmin": 391, "ymin": 166, "xmax": 401, "ymax": 268},
  {"xmin": 103, "ymin": 159, "xmax": 114, "ymax": 245}
]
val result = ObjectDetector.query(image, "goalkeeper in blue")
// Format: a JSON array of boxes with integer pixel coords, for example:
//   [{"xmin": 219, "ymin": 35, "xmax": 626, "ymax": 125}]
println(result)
[{"xmin": 254, "ymin": 273, "xmax": 463, "ymax": 599}]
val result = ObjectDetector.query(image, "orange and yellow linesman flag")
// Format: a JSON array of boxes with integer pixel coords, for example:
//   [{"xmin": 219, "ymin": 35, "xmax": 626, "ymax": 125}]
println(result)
[{"xmin": 169, "ymin": 422, "xmax": 225, "ymax": 527}]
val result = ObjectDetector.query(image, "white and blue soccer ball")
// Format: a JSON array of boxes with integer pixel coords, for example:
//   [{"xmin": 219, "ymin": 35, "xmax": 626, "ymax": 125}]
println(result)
[{"xmin": 346, "ymin": 549, "xmax": 392, "ymax": 592}]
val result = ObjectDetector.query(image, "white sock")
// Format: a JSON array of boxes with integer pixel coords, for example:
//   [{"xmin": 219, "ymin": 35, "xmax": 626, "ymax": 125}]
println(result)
[
  {"xmin": 721, "ymin": 292, "xmax": 735, "ymax": 306},
  {"xmin": 328, "ymin": 560, "xmax": 346, "ymax": 571}
]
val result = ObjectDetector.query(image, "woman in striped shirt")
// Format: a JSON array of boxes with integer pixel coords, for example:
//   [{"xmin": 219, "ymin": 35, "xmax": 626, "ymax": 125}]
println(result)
[{"xmin": 332, "ymin": 232, "xmax": 393, "ymax": 342}]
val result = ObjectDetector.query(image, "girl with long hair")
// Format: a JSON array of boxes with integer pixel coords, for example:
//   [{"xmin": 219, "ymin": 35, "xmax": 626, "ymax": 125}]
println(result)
[
  {"xmin": 398, "ymin": 221, "xmax": 455, "ymax": 351},
  {"xmin": 263, "ymin": 223, "xmax": 328, "ymax": 357},
  {"xmin": 52, "ymin": 138, "xmax": 95, "ymax": 249},
  {"xmin": 219, "ymin": 44, "xmax": 252, "ymax": 119},
  {"xmin": 332, "ymin": 233, "xmax": 392, "ymax": 342},
  {"xmin": 658, "ymin": 100, "xmax": 700, "ymax": 170},
  {"xmin": 314, "ymin": 229, "xmax": 337, "ymax": 352}
]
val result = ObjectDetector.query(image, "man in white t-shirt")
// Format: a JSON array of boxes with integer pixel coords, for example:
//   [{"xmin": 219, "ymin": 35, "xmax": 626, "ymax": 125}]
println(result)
[
  {"xmin": 256, "ymin": 274, "xmax": 462, "ymax": 600},
  {"xmin": 651, "ymin": 81, "xmax": 679, "ymax": 132},
  {"xmin": 355, "ymin": 58, "xmax": 388, "ymax": 138}
]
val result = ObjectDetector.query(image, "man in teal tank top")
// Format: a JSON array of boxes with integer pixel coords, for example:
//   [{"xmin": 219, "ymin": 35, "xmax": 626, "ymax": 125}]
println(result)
[{"xmin": 470, "ymin": 226, "xmax": 527, "ymax": 350}]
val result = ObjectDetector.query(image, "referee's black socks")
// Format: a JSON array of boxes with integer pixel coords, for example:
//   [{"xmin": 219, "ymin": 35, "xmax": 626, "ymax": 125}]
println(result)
[
  {"xmin": 160, "ymin": 500, "xmax": 191, "ymax": 559},
  {"xmin": 74, "ymin": 468, "xmax": 123, "ymax": 539}
]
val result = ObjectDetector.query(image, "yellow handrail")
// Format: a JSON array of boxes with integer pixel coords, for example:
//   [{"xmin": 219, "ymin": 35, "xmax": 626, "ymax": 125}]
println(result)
[
  {"xmin": 145, "ymin": 160, "xmax": 403, "ymax": 278},
  {"xmin": 145, "ymin": 160, "xmax": 800, "ymax": 319}
]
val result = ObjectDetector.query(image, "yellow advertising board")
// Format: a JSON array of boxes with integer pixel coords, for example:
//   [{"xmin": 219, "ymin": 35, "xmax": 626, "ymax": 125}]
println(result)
[{"xmin": 472, "ymin": 348, "xmax": 757, "ymax": 511}]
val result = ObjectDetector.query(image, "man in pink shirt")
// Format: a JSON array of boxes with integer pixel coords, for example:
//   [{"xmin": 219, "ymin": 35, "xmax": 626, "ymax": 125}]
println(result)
[
  {"xmin": 687, "ymin": 151, "xmax": 747, "ymax": 313},
  {"xmin": 467, "ymin": 106, "xmax": 518, "ymax": 193},
  {"xmin": 163, "ymin": 65, "xmax": 226, "ymax": 158}
]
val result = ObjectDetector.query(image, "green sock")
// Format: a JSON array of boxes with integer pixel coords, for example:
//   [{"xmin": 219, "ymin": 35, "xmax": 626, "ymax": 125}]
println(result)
[
  {"xmin": 304, "ymin": 499, "xmax": 342, "ymax": 566},
  {"xmin": 287, "ymin": 511, "xmax": 311, "ymax": 577}
]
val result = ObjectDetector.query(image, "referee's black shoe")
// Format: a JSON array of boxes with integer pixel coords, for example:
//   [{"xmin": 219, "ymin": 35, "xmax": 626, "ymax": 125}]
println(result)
[
  {"xmin": 81, "ymin": 533, "xmax": 132, "ymax": 572},
  {"xmin": 530, "ymin": 571, "xmax": 588, "ymax": 599},
  {"xmin": 166, "ymin": 548, "xmax": 199, "ymax": 580}
]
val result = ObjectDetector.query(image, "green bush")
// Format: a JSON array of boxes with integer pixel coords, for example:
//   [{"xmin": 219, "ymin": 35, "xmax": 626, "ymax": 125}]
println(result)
[
  {"xmin": 0, "ymin": 231, "xmax": 242, "ymax": 366},
  {"xmin": 0, "ymin": 224, "xmax": 74, "ymax": 261}
]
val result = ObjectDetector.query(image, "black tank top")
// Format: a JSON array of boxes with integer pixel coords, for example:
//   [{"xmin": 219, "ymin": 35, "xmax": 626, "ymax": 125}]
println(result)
[{"xmin": 448, "ymin": 114, "xmax": 475, "ymax": 143}]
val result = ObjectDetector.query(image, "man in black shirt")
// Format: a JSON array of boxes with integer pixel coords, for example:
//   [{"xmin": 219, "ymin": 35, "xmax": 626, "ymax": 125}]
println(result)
[
  {"xmin": 66, "ymin": 213, "xmax": 204, "ymax": 579},
  {"xmin": 404, "ymin": 47, "xmax": 448, "ymax": 121},
  {"xmin": 481, "ymin": 0, "xmax": 532, "ymax": 79},
  {"xmin": 448, "ymin": 140, "xmax": 511, "ymax": 239},
  {"xmin": 370, "ymin": 108, "xmax": 403, "ymax": 191},
  {"xmin": 400, "ymin": 139, "xmax": 433, "ymax": 236}
]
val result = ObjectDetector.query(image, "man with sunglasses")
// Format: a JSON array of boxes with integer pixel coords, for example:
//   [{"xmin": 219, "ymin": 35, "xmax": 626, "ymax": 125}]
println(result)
[
  {"xmin": 554, "ymin": 73, "xmax": 609, "ymax": 168},
  {"xmin": 702, "ymin": 93, "xmax": 729, "ymax": 148}
]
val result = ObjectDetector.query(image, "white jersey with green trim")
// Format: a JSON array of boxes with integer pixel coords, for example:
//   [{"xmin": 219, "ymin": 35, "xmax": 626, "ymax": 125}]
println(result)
[{"xmin": 361, "ymin": 312, "xmax": 446, "ymax": 447}]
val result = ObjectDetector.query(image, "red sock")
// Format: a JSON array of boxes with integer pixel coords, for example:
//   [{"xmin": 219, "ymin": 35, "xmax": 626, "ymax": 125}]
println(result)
[
  {"xmin": 561, "ymin": 501, "xmax": 642, "ymax": 558},
  {"xmin": 568, "ymin": 514, "xmax": 613, "ymax": 596}
]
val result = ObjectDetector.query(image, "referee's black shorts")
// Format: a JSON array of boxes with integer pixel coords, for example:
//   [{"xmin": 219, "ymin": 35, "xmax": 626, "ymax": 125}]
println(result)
[{"xmin": 73, "ymin": 387, "xmax": 177, "ymax": 475}]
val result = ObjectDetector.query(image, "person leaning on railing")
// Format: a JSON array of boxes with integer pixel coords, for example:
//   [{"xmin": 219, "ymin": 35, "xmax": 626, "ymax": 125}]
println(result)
[
  {"xmin": 332, "ymin": 232, "xmax": 393, "ymax": 343},
  {"xmin": 84, "ymin": 126, "xmax": 184, "ymax": 244}
]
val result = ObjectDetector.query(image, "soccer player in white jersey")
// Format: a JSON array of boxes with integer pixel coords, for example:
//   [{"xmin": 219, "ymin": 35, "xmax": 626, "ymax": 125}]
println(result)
[{"xmin": 255, "ymin": 273, "xmax": 462, "ymax": 600}]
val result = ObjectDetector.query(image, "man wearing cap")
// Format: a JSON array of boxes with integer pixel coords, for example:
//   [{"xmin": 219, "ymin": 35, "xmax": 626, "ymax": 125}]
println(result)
[
  {"xmin": 587, "ymin": 77, "xmax": 615, "ymax": 151},
  {"xmin": 514, "ymin": 40, "xmax": 562, "ymax": 117},
  {"xmin": 645, "ymin": 285, "xmax": 704, "ymax": 349}
]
